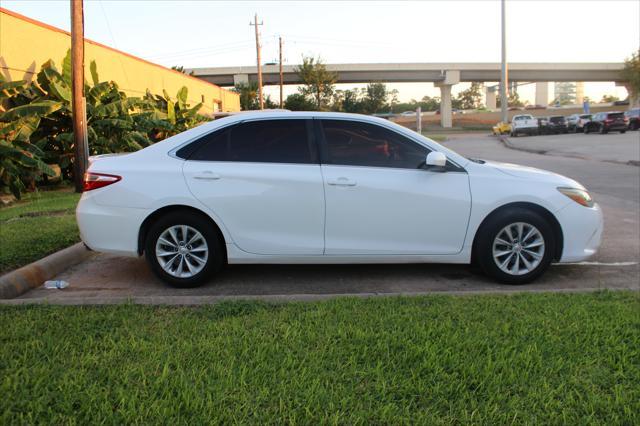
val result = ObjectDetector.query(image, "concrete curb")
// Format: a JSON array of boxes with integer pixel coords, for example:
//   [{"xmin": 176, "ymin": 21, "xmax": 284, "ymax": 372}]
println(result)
[
  {"xmin": 1, "ymin": 286, "xmax": 637, "ymax": 306},
  {"xmin": 0, "ymin": 243, "xmax": 92, "ymax": 299}
]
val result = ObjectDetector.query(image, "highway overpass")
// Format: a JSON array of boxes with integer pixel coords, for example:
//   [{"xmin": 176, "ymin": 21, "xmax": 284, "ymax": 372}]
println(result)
[{"xmin": 188, "ymin": 62, "xmax": 627, "ymax": 127}]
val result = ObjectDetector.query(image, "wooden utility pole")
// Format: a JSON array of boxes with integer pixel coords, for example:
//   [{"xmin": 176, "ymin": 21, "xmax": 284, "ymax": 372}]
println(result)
[
  {"xmin": 250, "ymin": 14, "xmax": 264, "ymax": 109},
  {"xmin": 70, "ymin": 0, "xmax": 88, "ymax": 192},
  {"xmin": 279, "ymin": 36, "xmax": 284, "ymax": 109}
]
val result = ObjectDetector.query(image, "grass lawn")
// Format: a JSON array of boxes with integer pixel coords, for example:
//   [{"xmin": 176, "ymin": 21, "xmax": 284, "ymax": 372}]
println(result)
[
  {"xmin": 1, "ymin": 291, "xmax": 638, "ymax": 424},
  {"xmin": 0, "ymin": 189, "xmax": 80, "ymax": 274}
]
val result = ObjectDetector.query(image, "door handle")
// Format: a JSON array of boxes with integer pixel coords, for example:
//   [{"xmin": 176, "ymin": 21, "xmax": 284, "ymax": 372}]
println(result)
[
  {"xmin": 327, "ymin": 177, "xmax": 357, "ymax": 187},
  {"xmin": 193, "ymin": 171, "xmax": 221, "ymax": 180}
]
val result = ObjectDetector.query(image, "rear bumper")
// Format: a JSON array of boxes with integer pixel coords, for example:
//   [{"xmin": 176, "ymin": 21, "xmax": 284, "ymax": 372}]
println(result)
[
  {"xmin": 555, "ymin": 201, "xmax": 603, "ymax": 262},
  {"xmin": 76, "ymin": 191, "xmax": 149, "ymax": 257}
]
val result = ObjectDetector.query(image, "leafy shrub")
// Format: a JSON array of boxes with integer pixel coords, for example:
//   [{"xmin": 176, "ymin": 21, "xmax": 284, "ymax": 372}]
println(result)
[{"xmin": 0, "ymin": 51, "xmax": 209, "ymax": 198}]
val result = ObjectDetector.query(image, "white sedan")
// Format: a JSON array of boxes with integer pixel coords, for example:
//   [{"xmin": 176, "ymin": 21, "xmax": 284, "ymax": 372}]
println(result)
[{"xmin": 77, "ymin": 112, "xmax": 603, "ymax": 287}]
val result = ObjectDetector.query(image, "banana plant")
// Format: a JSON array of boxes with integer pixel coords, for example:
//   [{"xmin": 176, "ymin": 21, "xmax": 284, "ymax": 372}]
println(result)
[{"xmin": 0, "ymin": 51, "xmax": 210, "ymax": 198}]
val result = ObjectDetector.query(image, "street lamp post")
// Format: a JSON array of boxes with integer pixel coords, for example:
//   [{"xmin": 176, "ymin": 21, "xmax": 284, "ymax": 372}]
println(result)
[{"xmin": 500, "ymin": 0, "xmax": 509, "ymax": 124}]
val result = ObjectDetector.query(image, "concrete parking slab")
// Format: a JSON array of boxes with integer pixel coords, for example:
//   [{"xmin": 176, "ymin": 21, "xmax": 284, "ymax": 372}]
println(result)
[
  {"xmin": 12, "ymin": 134, "xmax": 640, "ymax": 304},
  {"xmin": 502, "ymin": 131, "xmax": 639, "ymax": 165}
]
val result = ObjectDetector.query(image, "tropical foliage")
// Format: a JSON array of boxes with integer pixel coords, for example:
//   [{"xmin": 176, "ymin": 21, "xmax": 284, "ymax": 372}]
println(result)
[{"xmin": 0, "ymin": 51, "xmax": 208, "ymax": 198}]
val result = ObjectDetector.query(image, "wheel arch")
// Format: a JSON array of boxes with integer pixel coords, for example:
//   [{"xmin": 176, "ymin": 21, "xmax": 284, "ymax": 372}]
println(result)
[
  {"xmin": 471, "ymin": 201, "xmax": 564, "ymax": 262},
  {"xmin": 137, "ymin": 205, "xmax": 227, "ymax": 259}
]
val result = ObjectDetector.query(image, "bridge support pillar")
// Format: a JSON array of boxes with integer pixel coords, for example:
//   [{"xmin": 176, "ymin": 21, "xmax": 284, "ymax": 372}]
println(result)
[
  {"xmin": 435, "ymin": 71, "xmax": 460, "ymax": 128},
  {"xmin": 233, "ymin": 74, "xmax": 249, "ymax": 86},
  {"xmin": 575, "ymin": 82, "xmax": 585, "ymax": 105},
  {"xmin": 535, "ymin": 82, "xmax": 548, "ymax": 106},
  {"xmin": 485, "ymin": 86, "xmax": 497, "ymax": 110}
]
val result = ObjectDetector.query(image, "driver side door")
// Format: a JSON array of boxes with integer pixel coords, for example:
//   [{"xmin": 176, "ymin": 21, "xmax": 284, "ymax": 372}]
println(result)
[{"xmin": 318, "ymin": 119, "xmax": 471, "ymax": 255}]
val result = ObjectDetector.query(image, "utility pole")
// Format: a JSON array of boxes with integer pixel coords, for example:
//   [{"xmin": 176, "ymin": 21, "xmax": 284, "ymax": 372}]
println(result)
[
  {"xmin": 70, "ymin": 0, "xmax": 88, "ymax": 192},
  {"xmin": 250, "ymin": 14, "xmax": 264, "ymax": 109},
  {"xmin": 500, "ymin": 0, "xmax": 509, "ymax": 124},
  {"xmin": 279, "ymin": 36, "xmax": 284, "ymax": 109}
]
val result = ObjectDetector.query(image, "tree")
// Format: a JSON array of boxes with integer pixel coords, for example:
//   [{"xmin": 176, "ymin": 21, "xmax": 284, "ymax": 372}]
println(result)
[
  {"xmin": 621, "ymin": 50, "xmax": 640, "ymax": 106},
  {"xmin": 496, "ymin": 91, "xmax": 524, "ymax": 108},
  {"xmin": 284, "ymin": 93, "xmax": 315, "ymax": 111},
  {"xmin": 171, "ymin": 65, "xmax": 194, "ymax": 76},
  {"xmin": 388, "ymin": 89, "xmax": 399, "ymax": 113},
  {"xmin": 295, "ymin": 56, "xmax": 337, "ymax": 110},
  {"xmin": 456, "ymin": 82, "xmax": 483, "ymax": 110},
  {"xmin": 231, "ymin": 82, "xmax": 259, "ymax": 110},
  {"xmin": 600, "ymin": 94, "xmax": 620, "ymax": 103},
  {"xmin": 363, "ymin": 82, "xmax": 388, "ymax": 113}
]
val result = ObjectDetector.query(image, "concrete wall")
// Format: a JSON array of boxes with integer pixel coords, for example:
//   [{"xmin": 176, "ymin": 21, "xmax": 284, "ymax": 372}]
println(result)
[{"xmin": 0, "ymin": 8, "xmax": 240, "ymax": 113}]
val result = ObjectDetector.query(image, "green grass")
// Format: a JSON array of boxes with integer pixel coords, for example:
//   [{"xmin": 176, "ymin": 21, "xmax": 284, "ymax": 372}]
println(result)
[
  {"xmin": 1, "ymin": 292, "xmax": 638, "ymax": 424},
  {"xmin": 0, "ymin": 189, "xmax": 80, "ymax": 273}
]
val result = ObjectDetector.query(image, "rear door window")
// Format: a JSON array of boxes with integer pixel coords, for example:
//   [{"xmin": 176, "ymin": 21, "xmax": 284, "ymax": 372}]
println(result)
[{"xmin": 189, "ymin": 119, "xmax": 316, "ymax": 164}]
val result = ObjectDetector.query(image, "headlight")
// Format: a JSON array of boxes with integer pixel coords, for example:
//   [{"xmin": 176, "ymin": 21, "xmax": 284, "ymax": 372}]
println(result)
[{"xmin": 558, "ymin": 187, "xmax": 594, "ymax": 208}]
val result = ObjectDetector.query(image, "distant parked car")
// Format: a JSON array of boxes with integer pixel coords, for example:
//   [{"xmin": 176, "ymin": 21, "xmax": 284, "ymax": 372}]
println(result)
[
  {"xmin": 400, "ymin": 111, "xmax": 416, "ymax": 117},
  {"xmin": 584, "ymin": 112, "xmax": 628, "ymax": 134},
  {"xmin": 525, "ymin": 105, "xmax": 546, "ymax": 110},
  {"xmin": 625, "ymin": 108, "xmax": 640, "ymax": 130},
  {"xmin": 510, "ymin": 114, "xmax": 539, "ymax": 136},
  {"xmin": 492, "ymin": 121, "xmax": 511, "ymax": 135},
  {"xmin": 572, "ymin": 114, "xmax": 592, "ymax": 133},
  {"xmin": 537, "ymin": 117, "xmax": 550, "ymax": 134},
  {"xmin": 613, "ymin": 99, "xmax": 630, "ymax": 106},
  {"xmin": 547, "ymin": 116, "xmax": 568, "ymax": 134},
  {"xmin": 566, "ymin": 114, "xmax": 580, "ymax": 131}
]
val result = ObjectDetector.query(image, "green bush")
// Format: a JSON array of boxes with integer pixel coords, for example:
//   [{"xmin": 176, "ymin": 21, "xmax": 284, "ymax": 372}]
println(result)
[{"xmin": 0, "ymin": 51, "xmax": 208, "ymax": 199}]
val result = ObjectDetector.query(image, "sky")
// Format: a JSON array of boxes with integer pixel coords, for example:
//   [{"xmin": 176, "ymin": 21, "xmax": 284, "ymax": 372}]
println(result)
[{"xmin": 2, "ymin": 0, "xmax": 639, "ymax": 103}]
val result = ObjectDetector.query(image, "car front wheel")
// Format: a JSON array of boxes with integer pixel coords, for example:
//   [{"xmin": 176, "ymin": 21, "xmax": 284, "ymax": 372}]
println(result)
[
  {"xmin": 475, "ymin": 207, "xmax": 555, "ymax": 284},
  {"xmin": 145, "ymin": 211, "xmax": 224, "ymax": 287}
]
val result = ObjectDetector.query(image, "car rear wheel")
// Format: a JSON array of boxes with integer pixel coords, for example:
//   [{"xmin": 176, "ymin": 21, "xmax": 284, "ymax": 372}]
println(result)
[
  {"xmin": 145, "ymin": 211, "xmax": 224, "ymax": 288},
  {"xmin": 475, "ymin": 207, "xmax": 555, "ymax": 285}
]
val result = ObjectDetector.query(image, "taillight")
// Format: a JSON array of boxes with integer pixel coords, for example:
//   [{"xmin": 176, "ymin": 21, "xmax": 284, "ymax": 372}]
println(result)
[{"xmin": 83, "ymin": 172, "xmax": 121, "ymax": 191}]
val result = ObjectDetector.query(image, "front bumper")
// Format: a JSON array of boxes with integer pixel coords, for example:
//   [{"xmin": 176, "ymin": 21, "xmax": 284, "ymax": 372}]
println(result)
[{"xmin": 555, "ymin": 201, "xmax": 603, "ymax": 262}]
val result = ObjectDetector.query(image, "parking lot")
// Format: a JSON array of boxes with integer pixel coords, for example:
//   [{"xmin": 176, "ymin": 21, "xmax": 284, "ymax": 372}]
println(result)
[{"xmin": 14, "ymin": 132, "xmax": 640, "ymax": 304}]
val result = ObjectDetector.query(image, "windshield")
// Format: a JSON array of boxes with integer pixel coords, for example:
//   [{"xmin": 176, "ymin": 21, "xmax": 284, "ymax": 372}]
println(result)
[{"xmin": 549, "ymin": 117, "xmax": 566, "ymax": 123}]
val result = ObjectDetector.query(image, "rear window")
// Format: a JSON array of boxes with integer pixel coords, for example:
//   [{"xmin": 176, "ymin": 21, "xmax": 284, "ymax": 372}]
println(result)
[
  {"xmin": 549, "ymin": 116, "xmax": 566, "ymax": 123},
  {"xmin": 579, "ymin": 114, "xmax": 591, "ymax": 119},
  {"xmin": 607, "ymin": 113, "xmax": 624, "ymax": 119}
]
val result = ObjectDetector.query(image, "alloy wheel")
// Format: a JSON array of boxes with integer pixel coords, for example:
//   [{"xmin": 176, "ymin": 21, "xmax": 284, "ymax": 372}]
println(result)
[
  {"xmin": 492, "ymin": 222, "xmax": 545, "ymax": 276},
  {"xmin": 155, "ymin": 225, "xmax": 209, "ymax": 278}
]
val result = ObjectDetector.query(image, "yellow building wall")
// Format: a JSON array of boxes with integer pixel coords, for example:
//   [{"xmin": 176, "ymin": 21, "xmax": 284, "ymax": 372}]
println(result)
[{"xmin": 0, "ymin": 8, "xmax": 240, "ymax": 113}]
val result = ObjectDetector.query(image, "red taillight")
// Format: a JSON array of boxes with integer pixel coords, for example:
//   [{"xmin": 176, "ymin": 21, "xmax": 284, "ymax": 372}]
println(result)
[
  {"xmin": 83, "ymin": 172, "xmax": 121, "ymax": 191},
  {"xmin": 604, "ymin": 119, "xmax": 612, "ymax": 124}
]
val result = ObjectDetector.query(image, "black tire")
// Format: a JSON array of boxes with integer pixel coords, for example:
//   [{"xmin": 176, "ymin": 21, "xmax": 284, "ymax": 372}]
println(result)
[
  {"xmin": 620, "ymin": 130, "xmax": 626, "ymax": 134},
  {"xmin": 474, "ymin": 207, "xmax": 556, "ymax": 285},
  {"xmin": 144, "ymin": 210, "xmax": 225, "ymax": 288}
]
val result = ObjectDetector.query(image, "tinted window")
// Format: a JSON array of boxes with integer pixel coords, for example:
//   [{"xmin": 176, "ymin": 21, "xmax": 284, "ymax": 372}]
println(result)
[
  {"xmin": 321, "ymin": 120, "xmax": 429, "ymax": 169},
  {"xmin": 549, "ymin": 116, "xmax": 566, "ymax": 123},
  {"xmin": 188, "ymin": 127, "xmax": 230, "ymax": 161},
  {"xmin": 607, "ymin": 113, "xmax": 624, "ymax": 119},
  {"xmin": 189, "ymin": 119, "xmax": 314, "ymax": 164}
]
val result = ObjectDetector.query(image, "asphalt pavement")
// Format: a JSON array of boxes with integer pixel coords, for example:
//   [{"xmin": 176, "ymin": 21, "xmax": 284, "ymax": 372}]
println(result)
[{"xmin": 12, "ymin": 132, "xmax": 640, "ymax": 304}]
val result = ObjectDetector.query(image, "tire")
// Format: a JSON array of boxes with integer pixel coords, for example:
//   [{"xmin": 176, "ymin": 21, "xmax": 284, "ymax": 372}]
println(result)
[
  {"xmin": 474, "ymin": 207, "xmax": 556, "ymax": 285},
  {"xmin": 620, "ymin": 130, "xmax": 626, "ymax": 134},
  {"xmin": 144, "ymin": 210, "xmax": 225, "ymax": 288}
]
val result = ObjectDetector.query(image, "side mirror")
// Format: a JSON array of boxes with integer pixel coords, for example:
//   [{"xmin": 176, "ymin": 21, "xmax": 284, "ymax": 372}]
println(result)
[{"xmin": 425, "ymin": 152, "xmax": 447, "ymax": 171}]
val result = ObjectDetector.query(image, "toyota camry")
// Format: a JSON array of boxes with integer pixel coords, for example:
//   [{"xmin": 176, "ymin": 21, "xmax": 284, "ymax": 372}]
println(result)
[{"xmin": 77, "ymin": 112, "xmax": 603, "ymax": 287}]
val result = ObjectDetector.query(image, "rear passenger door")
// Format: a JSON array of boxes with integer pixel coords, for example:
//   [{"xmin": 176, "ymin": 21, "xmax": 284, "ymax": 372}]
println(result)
[{"xmin": 183, "ymin": 118, "xmax": 325, "ymax": 255}]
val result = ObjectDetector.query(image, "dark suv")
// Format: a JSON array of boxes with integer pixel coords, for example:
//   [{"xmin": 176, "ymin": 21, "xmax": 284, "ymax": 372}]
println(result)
[
  {"xmin": 625, "ymin": 108, "xmax": 640, "ymax": 130},
  {"xmin": 547, "ymin": 116, "xmax": 568, "ymax": 134},
  {"xmin": 584, "ymin": 112, "xmax": 628, "ymax": 134}
]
